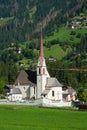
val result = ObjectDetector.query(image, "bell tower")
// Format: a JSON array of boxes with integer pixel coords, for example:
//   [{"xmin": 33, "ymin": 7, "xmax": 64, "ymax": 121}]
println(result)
[{"xmin": 36, "ymin": 28, "xmax": 50, "ymax": 99}]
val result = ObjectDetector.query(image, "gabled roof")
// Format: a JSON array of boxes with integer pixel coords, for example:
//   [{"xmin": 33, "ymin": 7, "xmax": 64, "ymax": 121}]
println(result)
[
  {"xmin": 25, "ymin": 70, "xmax": 36, "ymax": 84},
  {"xmin": 11, "ymin": 88, "xmax": 22, "ymax": 94},
  {"xmin": 63, "ymin": 87, "xmax": 76, "ymax": 95},
  {"xmin": 68, "ymin": 88, "xmax": 76, "ymax": 94},
  {"xmin": 46, "ymin": 77, "xmax": 62, "ymax": 88},
  {"xmin": 14, "ymin": 70, "xmax": 36, "ymax": 86},
  {"xmin": 42, "ymin": 88, "xmax": 51, "ymax": 95},
  {"xmin": 4, "ymin": 84, "xmax": 13, "ymax": 89}
]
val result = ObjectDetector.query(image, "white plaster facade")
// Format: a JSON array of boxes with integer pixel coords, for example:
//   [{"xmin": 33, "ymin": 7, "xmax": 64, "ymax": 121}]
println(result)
[
  {"xmin": 37, "ymin": 59, "xmax": 50, "ymax": 99},
  {"xmin": 15, "ymin": 84, "xmax": 29, "ymax": 99},
  {"xmin": 14, "ymin": 84, "xmax": 36, "ymax": 99},
  {"xmin": 8, "ymin": 88, "xmax": 22, "ymax": 102},
  {"xmin": 8, "ymin": 94, "xmax": 22, "ymax": 102},
  {"xmin": 46, "ymin": 87, "xmax": 62, "ymax": 101}
]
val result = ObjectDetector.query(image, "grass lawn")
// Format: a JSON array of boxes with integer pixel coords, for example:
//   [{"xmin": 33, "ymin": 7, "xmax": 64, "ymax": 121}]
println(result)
[
  {"xmin": 45, "ymin": 27, "xmax": 87, "ymax": 44},
  {"xmin": 44, "ymin": 44, "xmax": 71, "ymax": 60},
  {"xmin": 44, "ymin": 45, "xmax": 66, "ymax": 60},
  {"xmin": 0, "ymin": 16, "xmax": 14, "ymax": 24},
  {"xmin": 0, "ymin": 105, "xmax": 87, "ymax": 130}
]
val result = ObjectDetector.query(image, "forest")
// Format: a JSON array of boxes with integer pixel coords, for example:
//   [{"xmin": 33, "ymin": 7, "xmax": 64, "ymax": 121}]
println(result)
[{"xmin": 0, "ymin": 0, "xmax": 87, "ymax": 100}]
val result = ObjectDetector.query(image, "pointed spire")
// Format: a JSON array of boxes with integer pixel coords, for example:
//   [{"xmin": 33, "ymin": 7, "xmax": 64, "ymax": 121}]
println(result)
[
  {"xmin": 39, "ymin": 27, "xmax": 44, "ymax": 64},
  {"xmin": 40, "ymin": 27, "xmax": 44, "ymax": 58}
]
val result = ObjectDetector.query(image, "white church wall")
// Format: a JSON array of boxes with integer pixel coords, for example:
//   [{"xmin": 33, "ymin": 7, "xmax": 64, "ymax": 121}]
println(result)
[
  {"xmin": 37, "ymin": 65, "xmax": 50, "ymax": 99},
  {"xmin": 36, "ymin": 76, "xmax": 42, "ymax": 99},
  {"xmin": 33, "ymin": 98, "xmax": 72, "ymax": 107},
  {"xmin": 15, "ymin": 85, "xmax": 29, "ymax": 99},
  {"xmin": 42, "ymin": 98, "xmax": 72, "ymax": 107},
  {"xmin": 8, "ymin": 94, "xmax": 22, "ymax": 102},
  {"xmin": 46, "ymin": 87, "xmax": 62, "ymax": 101},
  {"xmin": 30, "ymin": 86, "xmax": 36, "ymax": 99}
]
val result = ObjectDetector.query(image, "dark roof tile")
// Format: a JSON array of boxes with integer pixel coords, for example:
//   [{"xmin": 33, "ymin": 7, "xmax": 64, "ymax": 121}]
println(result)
[{"xmin": 14, "ymin": 70, "xmax": 36, "ymax": 85}]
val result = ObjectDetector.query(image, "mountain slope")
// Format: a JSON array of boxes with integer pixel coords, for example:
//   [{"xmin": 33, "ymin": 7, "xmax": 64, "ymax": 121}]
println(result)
[{"xmin": 0, "ymin": 0, "xmax": 86, "ymax": 49}]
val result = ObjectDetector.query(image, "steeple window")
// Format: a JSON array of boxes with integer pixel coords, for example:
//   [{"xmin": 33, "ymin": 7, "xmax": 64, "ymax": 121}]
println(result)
[
  {"xmin": 39, "ymin": 68, "xmax": 41, "ymax": 74},
  {"xmin": 43, "ymin": 68, "xmax": 45, "ymax": 74}
]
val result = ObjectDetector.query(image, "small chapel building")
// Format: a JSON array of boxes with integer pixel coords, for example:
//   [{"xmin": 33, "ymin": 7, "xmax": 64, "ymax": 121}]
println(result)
[{"xmin": 6, "ymin": 29, "xmax": 76, "ymax": 106}]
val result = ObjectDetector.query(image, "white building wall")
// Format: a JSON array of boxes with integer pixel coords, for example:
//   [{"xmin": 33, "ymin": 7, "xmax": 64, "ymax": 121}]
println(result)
[
  {"xmin": 42, "ymin": 98, "xmax": 72, "ymax": 107},
  {"xmin": 30, "ymin": 86, "xmax": 36, "ymax": 99},
  {"xmin": 46, "ymin": 87, "xmax": 62, "ymax": 101},
  {"xmin": 36, "ymin": 75, "xmax": 42, "ymax": 99},
  {"xmin": 8, "ymin": 94, "xmax": 22, "ymax": 102},
  {"xmin": 15, "ymin": 85, "xmax": 29, "ymax": 99},
  {"xmin": 37, "ymin": 61, "xmax": 50, "ymax": 99}
]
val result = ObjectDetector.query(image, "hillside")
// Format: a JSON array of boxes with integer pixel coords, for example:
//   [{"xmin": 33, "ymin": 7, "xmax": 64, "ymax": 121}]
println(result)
[
  {"xmin": 0, "ymin": 0, "xmax": 87, "ymax": 90},
  {"xmin": 0, "ymin": 0, "xmax": 87, "ymax": 60},
  {"xmin": 0, "ymin": 0, "xmax": 86, "ymax": 49}
]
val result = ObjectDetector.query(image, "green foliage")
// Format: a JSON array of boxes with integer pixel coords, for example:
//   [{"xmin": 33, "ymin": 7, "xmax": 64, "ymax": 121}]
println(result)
[
  {"xmin": 0, "ymin": 106, "xmax": 87, "ymax": 130},
  {"xmin": 77, "ymin": 88, "xmax": 87, "ymax": 102},
  {"xmin": 0, "ymin": 16, "xmax": 14, "ymax": 24},
  {"xmin": 0, "ymin": 61, "xmax": 18, "ymax": 94},
  {"xmin": 81, "ymin": 90, "xmax": 87, "ymax": 102},
  {"xmin": 47, "ymin": 60, "xmax": 87, "ymax": 89},
  {"xmin": 77, "ymin": 88, "xmax": 84, "ymax": 101},
  {"xmin": 77, "ymin": 34, "xmax": 87, "ymax": 53},
  {"xmin": 0, "ymin": 0, "xmax": 86, "ymax": 50},
  {"xmin": 44, "ymin": 45, "xmax": 67, "ymax": 60},
  {"xmin": 45, "ymin": 27, "xmax": 87, "ymax": 45},
  {"xmin": 0, "ymin": 80, "xmax": 6, "ymax": 94},
  {"xmin": 0, "ymin": 0, "xmax": 87, "ymax": 92}
]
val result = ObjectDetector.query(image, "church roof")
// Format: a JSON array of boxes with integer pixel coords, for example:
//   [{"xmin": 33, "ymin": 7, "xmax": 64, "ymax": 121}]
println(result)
[
  {"xmin": 42, "ymin": 88, "xmax": 50, "ymax": 94},
  {"xmin": 25, "ymin": 70, "xmax": 36, "ymax": 84},
  {"xmin": 46, "ymin": 78, "xmax": 62, "ymax": 88},
  {"xmin": 63, "ymin": 87, "xmax": 76, "ymax": 95},
  {"xmin": 4, "ymin": 84, "xmax": 13, "ymax": 89},
  {"xmin": 42, "ymin": 88, "xmax": 51, "ymax": 95},
  {"xmin": 14, "ymin": 70, "xmax": 36, "ymax": 86},
  {"xmin": 11, "ymin": 88, "xmax": 22, "ymax": 94},
  {"xmin": 68, "ymin": 88, "xmax": 75, "ymax": 94}
]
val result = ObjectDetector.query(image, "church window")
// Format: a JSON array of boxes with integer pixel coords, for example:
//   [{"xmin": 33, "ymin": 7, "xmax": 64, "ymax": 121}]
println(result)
[
  {"xmin": 34, "ymin": 87, "xmax": 35, "ymax": 94},
  {"xmin": 43, "ymin": 68, "xmax": 45, "ymax": 74},
  {"xmin": 39, "ymin": 68, "xmax": 41, "ymax": 74},
  {"xmin": 52, "ymin": 91, "xmax": 55, "ymax": 97}
]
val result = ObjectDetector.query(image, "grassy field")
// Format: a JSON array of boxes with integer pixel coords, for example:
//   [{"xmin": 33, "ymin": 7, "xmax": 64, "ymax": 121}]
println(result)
[
  {"xmin": 44, "ymin": 45, "xmax": 70, "ymax": 60},
  {"xmin": 0, "ymin": 105, "xmax": 87, "ymax": 130},
  {"xmin": 45, "ymin": 27, "xmax": 87, "ymax": 44},
  {"xmin": 0, "ymin": 16, "xmax": 14, "ymax": 25}
]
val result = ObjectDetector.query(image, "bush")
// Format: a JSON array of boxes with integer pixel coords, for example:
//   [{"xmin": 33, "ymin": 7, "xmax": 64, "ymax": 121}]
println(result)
[
  {"xmin": 70, "ymin": 31, "xmax": 76, "ymax": 35},
  {"xmin": 76, "ymin": 33, "xmax": 81, "ymax": 38}
]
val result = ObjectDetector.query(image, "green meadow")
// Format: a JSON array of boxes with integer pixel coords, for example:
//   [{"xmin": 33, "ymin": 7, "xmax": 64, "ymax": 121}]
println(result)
[
  {"xmin": 45, "ymin": 27, "xmax": 87, "ymax": 44},
  {"xmin": 44, "ymin": 45, "xmax": 65, "ymax": 60},
  {"xmin": 0, "ymin": 17, "xmax": 14, "ymax": 25},
  {"xmin": 44, "ymin": 45, "xmax": 72, "ymax": 60},
  {"xmin": 0, "ymin": 105, "xmax": 87, "ymax": 130}
]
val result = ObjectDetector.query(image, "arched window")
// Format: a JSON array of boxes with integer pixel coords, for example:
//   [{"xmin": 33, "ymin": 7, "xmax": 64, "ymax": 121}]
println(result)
[
  {"xmin": 39, "ymin": 68, "xmax": 41, "ymax": 74},
  {"xmin": 34, "ymin": 87, "xmax": 35, "ymax": 94},
  {"xmin": 52, "ymin": 91, "xmax": 55, "ymax": 97},
  {"xmin": 43, "ymin": 68, "xmax": 45, "ymax": 74}
]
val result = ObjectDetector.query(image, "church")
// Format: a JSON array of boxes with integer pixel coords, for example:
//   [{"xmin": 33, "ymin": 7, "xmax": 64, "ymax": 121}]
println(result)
[{"xmin": 6, "ymin": 29, "xmax": 76, "ymax": 106}]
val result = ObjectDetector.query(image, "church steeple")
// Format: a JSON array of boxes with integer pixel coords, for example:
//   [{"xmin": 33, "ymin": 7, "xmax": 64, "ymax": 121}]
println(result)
[
  {"xmin": 39, "ymin": 28, "xmax": 45, "ymax": 65},
  {"xmin": 36, "ymin": 27, "xmax": 50, "ymax": 99}
]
